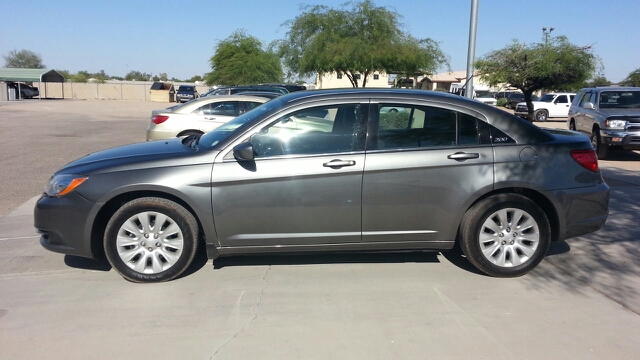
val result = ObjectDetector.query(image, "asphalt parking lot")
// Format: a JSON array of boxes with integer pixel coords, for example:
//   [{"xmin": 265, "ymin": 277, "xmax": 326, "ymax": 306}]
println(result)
[{"xmin": 1, "ymin": 99, "xmax": 640, "ymax": 359}]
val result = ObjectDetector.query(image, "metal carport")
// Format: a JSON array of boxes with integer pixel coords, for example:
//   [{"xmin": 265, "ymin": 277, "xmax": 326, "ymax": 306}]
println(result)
[{"xmin": 0, "ymin": 68, "xmax": 65, "ymax": 100}]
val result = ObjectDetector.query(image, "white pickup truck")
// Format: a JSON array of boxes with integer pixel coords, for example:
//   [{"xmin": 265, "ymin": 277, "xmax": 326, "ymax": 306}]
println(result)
[{"xmin": 514, "ymin": 92, "xmax": 576, "ymax": 122}]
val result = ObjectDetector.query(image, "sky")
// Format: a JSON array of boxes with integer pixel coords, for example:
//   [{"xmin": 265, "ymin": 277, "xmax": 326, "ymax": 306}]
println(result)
[{"xmin": 1, "ymin": 0, "xmax": 638, "ymax": 82}]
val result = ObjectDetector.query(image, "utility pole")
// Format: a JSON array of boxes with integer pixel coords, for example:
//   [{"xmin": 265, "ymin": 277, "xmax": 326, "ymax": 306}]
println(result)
[{"xmin": 465, "ymin": 0, "xmax": 479, "ymax": 99}]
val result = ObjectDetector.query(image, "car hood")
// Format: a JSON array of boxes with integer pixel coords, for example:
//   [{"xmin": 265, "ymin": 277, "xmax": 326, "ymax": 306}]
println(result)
[
  {"xmin": 597, "ymin": 108, "xmax": 640, "ymax": 117},
  {"xmin": 58, "ymin": 138, "xmax": 209, "ymax": 175}
]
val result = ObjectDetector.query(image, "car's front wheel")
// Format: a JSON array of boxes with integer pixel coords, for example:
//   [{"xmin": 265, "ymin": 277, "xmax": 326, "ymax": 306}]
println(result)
[
  {"xmin": 459, "ymin": 194, "xmax": 551, "ymax": 277},
  {"xmin": 104, "ymin": 197, "xmax": 199, "ymax": 283},
  {"xmin": 591, "ymin": 129, "xmax": 608, "ymax": 160}
]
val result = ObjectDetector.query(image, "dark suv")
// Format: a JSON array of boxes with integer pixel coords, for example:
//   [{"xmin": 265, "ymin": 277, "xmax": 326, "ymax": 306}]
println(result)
[
  {"xmin": 506, "ymin": 93, "xmax": 538, "ymax": 109},
  {"xmin": 568, "ymin": 87, "xmax": 640, "ymax": 159},
  {"xmin": 176, "ymin": 85, "xmax": 199, "ymax": 103}
]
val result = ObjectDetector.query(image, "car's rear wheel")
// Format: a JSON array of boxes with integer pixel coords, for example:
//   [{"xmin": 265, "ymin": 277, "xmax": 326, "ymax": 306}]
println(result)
[
  {"xmin": 459, "ymin": 194, "xmax": 550, "ymax": 277},
  {"xmin": 104, "ymin": 197, "xmax": 199, "ymax": 283},
  {"xmin": 569, "ymin": 120, "xmax": 576, "ymax": 131},
  {"xmin": 591, "ymin": 128, "xmax": 608, "ymax": 160},
  {"xmin": 534, "ymin": 109, "xmax": 548, "ymax": 122}
]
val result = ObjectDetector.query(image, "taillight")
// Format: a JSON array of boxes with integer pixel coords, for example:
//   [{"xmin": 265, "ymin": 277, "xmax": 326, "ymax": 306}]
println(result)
[
  {"xmin": 570, "ymin": 149, "xmax": 599, "ymax": 172},
  {"xmin": 152, "ymin": 115, "xmax": 169, "ymax": 124}
]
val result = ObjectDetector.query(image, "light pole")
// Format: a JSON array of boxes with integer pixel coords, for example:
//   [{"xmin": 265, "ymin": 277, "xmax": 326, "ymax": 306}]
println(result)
[{"xmin": 542, "ymin": 27, "xmax": 554, "ymax": 44}]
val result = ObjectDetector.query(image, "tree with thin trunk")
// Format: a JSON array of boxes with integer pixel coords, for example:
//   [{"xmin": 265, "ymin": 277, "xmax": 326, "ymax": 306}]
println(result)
[
  {"xmin": 3, "ymin": 49, "xmax": 45, "ymax": 68},
  {"xmin": 275, "ymin": 0, "xmax": 448, "ymax": 87},
  {"xmin": 476, "ymin": 35, "xmax": 597, "ymax": 120}
]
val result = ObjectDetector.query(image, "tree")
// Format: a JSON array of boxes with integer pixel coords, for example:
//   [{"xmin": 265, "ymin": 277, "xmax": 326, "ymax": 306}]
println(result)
[
  {"xmin": 125, "ymin": 70, "xmax": 151, "ymax": 81},
  {"xmin": 205, "ymin": 30, "xmax": 283, "ymax": 86},
  {"xmin": 3, "ymin": 49, "xmax": 45, "ymax": 68},
  {"xmin": 186, "ymin": 75, "xmax": 203, "ymax": 82},
  {"xmin": 476, "ymin": 35, "xmax": 597, "ymax": 120},
  {"xmin": 620, "ymin": 68, "xmax": 640, "ymax": 87},
  {"xmin": 585, "ymin": 75, "xmax": 611, "ymax": 88},
  {"xmin": 276, "ymin": 0, "xmax": 448, "ymax": 87}
]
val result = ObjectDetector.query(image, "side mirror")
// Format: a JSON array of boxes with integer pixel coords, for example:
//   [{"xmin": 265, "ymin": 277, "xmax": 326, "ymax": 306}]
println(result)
[
  {"xmin": 583, "ymin": 102, "xmax": 595, "ymax": 110},
  {"xmin": 233, "ymin": 142, "xmax": 255, "ymax": 161}
]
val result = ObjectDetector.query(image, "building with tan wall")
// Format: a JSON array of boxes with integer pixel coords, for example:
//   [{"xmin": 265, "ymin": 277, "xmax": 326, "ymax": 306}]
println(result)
[{"xmin": 315, "ymin": 72, "xmax": 392, "ymax": 89}]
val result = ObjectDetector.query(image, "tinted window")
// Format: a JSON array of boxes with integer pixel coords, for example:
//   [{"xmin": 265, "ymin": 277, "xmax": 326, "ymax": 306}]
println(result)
[
  {"xmin": 579, "ymin": 92, "xmax": 592, "ymax": 107},
  {"xmin": 556, "ymin": 96, "xmax": 568, "ymax": 104},
  {"xmin": 375, "ymin": 104, "xmax": 486, "ymax": 150},
  {"xmin": 251, "ymin": 104, "xmax": 363, "ymax": 157},
  {"xmin": 195, "ymin": 101, "xmax": 239, "ymax": 116}
]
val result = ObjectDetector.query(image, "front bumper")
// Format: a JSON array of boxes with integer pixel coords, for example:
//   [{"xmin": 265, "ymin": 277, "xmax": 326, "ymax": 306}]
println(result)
[
  {"xmin": 34, "ymin": 192, "xmax": 96, "ymax": 258},
  {"xmin": 600, "ymin": 129, "xmax": 640, "ymax": 150}
]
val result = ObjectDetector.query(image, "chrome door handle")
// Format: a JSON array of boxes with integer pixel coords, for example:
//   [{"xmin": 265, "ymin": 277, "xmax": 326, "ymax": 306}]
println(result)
[
  {"xmin": 447, "ymin": 152, "xmax": 480, "ymax": 161},
  {"xmin": 323, "ymin": 159, "xmax": 356, "ymax": 168}
]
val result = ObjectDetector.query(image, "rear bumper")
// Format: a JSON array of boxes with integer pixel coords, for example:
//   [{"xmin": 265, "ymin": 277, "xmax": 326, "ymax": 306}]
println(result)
[{"xmin": 554, "ymin": 182, "xmax": 610, "ymax": 241}]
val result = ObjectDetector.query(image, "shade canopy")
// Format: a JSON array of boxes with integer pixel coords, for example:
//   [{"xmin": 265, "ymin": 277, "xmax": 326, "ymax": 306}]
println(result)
[{"xmin": 0, "ymin": 68, "xmax": 65, "ymax": 82}]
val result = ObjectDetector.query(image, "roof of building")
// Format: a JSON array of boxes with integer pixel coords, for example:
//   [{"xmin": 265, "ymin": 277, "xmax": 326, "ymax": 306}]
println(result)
[{"xmin": 0, "ymin": 68, "xmax": 65, "ymax": 82}]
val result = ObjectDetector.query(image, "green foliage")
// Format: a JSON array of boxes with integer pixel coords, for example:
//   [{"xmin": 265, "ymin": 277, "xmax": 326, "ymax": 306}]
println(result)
[
  {"xmin": 379, "ymin": 111, "xmax": 410, "ymax": 129},
  {"xmin": 497, "ymin": 98, "xmax": 508, "ymax": 107},
  {"xmin": 621, "ymin": 68, "xmax": 640, "ymax": 87},
  {"xmin": 3, "ymin": 49, "xmax": 45, "ymax": 68},
  {"xmin": 186, "ymin": 75, "xmax": 203, "ymax": 82},
  {"xmin": 276, "ymin": 0, "xmax": 448, "ymax": 87},
  {"xmin": 205, "ymin": 30, "xmax": 283, "ymax": 86},
  {"xmin": 586, "ymin": 75, "xmax": 611, "ymax": 87},
  {"xmin": 125, "ymin": 70, "xmax": 152, "ymax": 81},
  {"xmin": 476, "ymin": 35, "xmax": 597, "ymax": 118}
]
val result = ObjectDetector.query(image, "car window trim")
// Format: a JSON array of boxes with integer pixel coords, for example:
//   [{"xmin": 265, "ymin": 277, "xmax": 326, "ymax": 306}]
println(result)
[{"xmin": 216, "ymin": 98, "xmax": 370, "ymax": 163}]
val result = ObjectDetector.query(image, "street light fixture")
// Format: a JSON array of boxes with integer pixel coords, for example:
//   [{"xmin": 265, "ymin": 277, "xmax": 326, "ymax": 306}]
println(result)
[{"xmin": 542, "ymin": 27, "xmax": 555, "ymax": 43}]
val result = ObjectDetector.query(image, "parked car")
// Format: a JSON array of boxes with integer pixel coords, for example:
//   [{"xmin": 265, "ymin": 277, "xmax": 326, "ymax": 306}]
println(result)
[
  {"xmin": 514, "ymin": 92, "xmax": 575, "ymax": 121},
  {"xmin": 506, "ymin": 93, "xmax": 539, "ymax": 109},
  {"xmin": 568, "ymin": 87, "xmax": 640, "ymax": 159},
  {"xmin": 35, "ymin": 89, "xmax": 609, "ymax": 283},
  {"xmin": 235, "ymin": 91, "xmax": 283, "ymax": 99},
  {"xmin": 474, "ymin": 90, "xmax": 497, "ymax": 106},
  {"xmin": 146, "ymin": 95, "xmax": 268, "ymax": 140},
  {"xmin": 175, "ymin": 85, "xmax": 199, "ymax": 103},
  {"xmin": 8, "ymin": 82, "xmax": 39, "ymax": 99},
  {"xmin": 495, "ymin": 91, "xmax": 517, "ymax": 102},
  {"xmin": 211, "ymin": 85, "xmax": 289, "ymax": 96},
  {"xmin": 260, "ymin": 83, "xmax": 307, "ymax": 92}
]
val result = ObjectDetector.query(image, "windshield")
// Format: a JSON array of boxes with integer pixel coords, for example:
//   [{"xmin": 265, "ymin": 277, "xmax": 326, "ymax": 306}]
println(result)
[
  {"xmin": 599, "ymin": 91, "xmax": 640, "ymax": 109},
  {"xmin": 539, "ymin": 94, "xmax": 556, "ymax": 102},
  {"xmin": 178, "ymin": 86, "xmax": 194, "ymax": 92},
  {"xmin": 198, "ymin": 98, "xmax": 285, "ymax": 149},
  {"xmin": 475, "ymin": 91, "xmax": 493, "ymax": 98}
]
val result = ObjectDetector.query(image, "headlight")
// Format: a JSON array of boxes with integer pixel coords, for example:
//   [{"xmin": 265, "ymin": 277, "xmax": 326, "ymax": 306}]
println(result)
[
  {"xmin": 45, "ymin": 174, "xmax": 88, "ymax": 197},
  {"xmin": 604, "ymin": 119, "xmax": 626, "ymax": 128}
]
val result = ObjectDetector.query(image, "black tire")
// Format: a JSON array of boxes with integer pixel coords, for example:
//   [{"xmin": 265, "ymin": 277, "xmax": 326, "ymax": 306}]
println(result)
[
  {"xmin": 459, "ymin": 194, "xmax": 551, "ymax": 277},
  {"xmin": 591, "ymin": 128, "xmax": 608, "ymax": 160},
  {"xmin": 569, "ymin": 120, "xmax": 576, "ymax": 131},
  {"xmin": 104, "ymin": 197, "xmax": 199, "ymax": 283},
  {"xmin": 534, "ymin": 109, "xmax": 548, "ymax": 122}
]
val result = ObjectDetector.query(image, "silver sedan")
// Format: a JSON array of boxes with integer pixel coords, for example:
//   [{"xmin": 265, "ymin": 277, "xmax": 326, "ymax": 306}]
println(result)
[{"xmin": 146, "ymin": 95, "xmax": 268, "ymax": 140}]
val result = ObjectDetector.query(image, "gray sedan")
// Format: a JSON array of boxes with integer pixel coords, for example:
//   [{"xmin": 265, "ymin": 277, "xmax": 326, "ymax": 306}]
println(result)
[{"xmin": 35, "ymin": 89, "xmax": 609, "ymax": 282}]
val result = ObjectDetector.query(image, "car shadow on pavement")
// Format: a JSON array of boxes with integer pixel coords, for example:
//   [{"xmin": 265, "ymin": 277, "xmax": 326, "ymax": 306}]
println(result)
[
  {"xmin": 212, "ymin": 251, "xmax": 440, "ymax": 269},
  {"xmin": 64, "ymin": 255, "xmax": 111, "ymax": 271},
  {"xmin": 601, "ymin": 149, "xmax": 640, "ymax": 162},
  {"xmin": 524, "ymin": 165, "xmax": 640, "ymax": 312}
]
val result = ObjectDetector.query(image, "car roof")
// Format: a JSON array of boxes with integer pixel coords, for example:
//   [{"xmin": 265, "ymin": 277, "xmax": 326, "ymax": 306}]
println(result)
[{"xmin": 579, "ymin": 86, "xmax": 640, "ymax": 92}]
